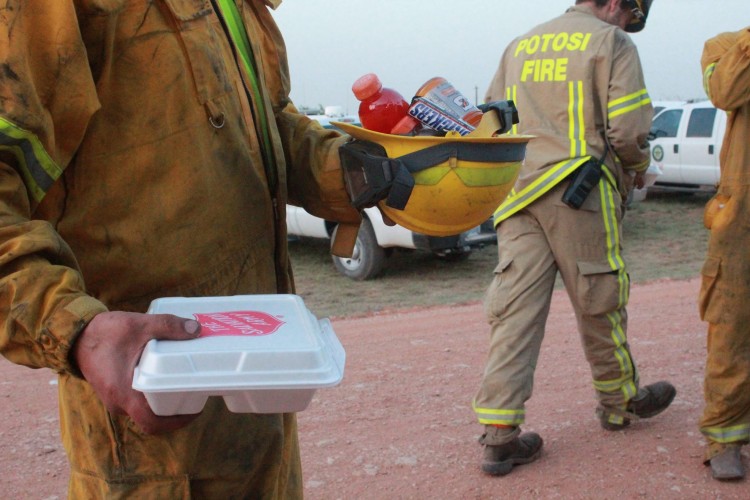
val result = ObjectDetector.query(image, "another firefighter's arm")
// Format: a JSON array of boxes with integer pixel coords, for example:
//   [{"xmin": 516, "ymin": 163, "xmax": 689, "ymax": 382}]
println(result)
[
  {"xmin": 701, "ymin": 28, "xmax": 750, "ymax": 111},
  {"xmin": 604, "ymin": 33, "xmax": 653, "ymax": 179}
]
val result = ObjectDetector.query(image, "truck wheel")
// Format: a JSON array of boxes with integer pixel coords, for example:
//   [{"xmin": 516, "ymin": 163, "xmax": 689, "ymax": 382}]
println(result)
[{"xmin": 331, "ymin": 219, "xmax": 387, "ymax": 280}]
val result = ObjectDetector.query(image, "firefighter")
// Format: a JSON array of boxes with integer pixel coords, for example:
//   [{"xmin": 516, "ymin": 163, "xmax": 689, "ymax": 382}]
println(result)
[
  {"xmin": 0, "ymin": 1, "xmax": 364, "ymax": 496},
  {"xmin": 699, "ymin": 26, "xmax": 750, "ymax": 481},
  {"xmin": 473, "ymin": 0, "xmax": 676, "ymax": 476}
]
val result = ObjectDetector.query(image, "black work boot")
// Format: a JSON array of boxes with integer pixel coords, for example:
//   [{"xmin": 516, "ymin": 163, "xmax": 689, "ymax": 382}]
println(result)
[
  {"xmin": 710, "ymin": 445, "xmax": 746, "ymax": 481},
  {"xmin": 599, "ymin": 381, "xmax": 676, "ymax": 431},
  {"xmin": 481, "ymin": 432, "xmax": 543, "ymax": 476}
]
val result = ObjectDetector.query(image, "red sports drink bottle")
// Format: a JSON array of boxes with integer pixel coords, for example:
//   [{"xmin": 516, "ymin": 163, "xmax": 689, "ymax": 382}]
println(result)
[{"xmin": 352, "ymin": 73, "xmax": 409, "ymax": 134}]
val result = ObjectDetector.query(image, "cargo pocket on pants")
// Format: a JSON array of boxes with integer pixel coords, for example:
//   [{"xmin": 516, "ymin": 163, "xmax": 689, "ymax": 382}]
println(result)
[
  {"xmin": 699, "ymin": 256, "xmax": 721, "ymax": 323},
  {"xmin": 484, "ymin": 258, "xmax": 513, "ymax": 322},
  {"xmin": 576, "ymin": 260, "xmax": 625, "ymax": 316}
]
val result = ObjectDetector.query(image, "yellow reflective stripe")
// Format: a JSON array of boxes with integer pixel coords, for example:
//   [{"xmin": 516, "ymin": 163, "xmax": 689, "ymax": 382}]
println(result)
[
  {"xmin": 601, "ymin": 163, "xmax": 617, "ymax": 188},
  {"xmin": 568, "ymin": 81, "xmax": 586, "ymax": 158},
  {"xmin": 453, "ymin": 162, "xmax": 523, "ymax": 187},
  {"xmin": 599, "ymin": 172, "xmax": 625, "ymax": 272},
  {"xmin": 493, "ymin": 157, "xmax": 589, "ymax": 226},
  {"xmin": 701, "ymin": 423, "xmax": 750, "ymax": 444},
  {"xmin": 703, "ymin": 62, "xmax": 717, "ymax": 99},
  {"xmin": 608, "ymin": 89, "xmax": 651, "ymax": 119},
  {"xmin": 412, "ymin": 166, "xmax": 450, "ymax": 185},
  {"xmin": 473, "ymin": 403, "xmax": 526, "ymax": 426},
  {"xmin": 411, "ymin": 163, "xmax": 522, "ymax": 187},
  {"xmin": 0, "ymin": 117, "xmax": 62, "ymax": 203},
  {"xmin": 506, "ymin": 85, "xmax": 519, "ymax": 135},
  {"xmin": 595, "ymin": 176, "xmax": 637, "ymax": 400},
  {"xmin": 603, "ymin": 408, "xmax": 627, "ymax": 425},
  {"xmin": 593, "ymin": 370, "xmax": 634, "ymax": 393},
  {"xmin": 629, "ymin": 158, "xmax": 650, "ymax": 173},
  {"xmin": 594, "ymin": 312, "xmax": 637, "ymax": 401},
  {"xmin": 568, "ymin": 83, "xmax": 575, "ymax": 157}
]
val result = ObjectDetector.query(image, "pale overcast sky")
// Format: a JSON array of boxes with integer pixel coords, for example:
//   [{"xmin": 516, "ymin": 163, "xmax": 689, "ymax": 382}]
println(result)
[{"xmin": 272, "ymin": 0, "xmax": 748, "ymax": 114}]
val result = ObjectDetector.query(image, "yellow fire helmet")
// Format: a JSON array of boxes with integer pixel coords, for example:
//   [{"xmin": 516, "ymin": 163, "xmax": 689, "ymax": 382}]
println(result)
[{"xmin": 333, "ymin": 103, "xmax": 531, "ymax": 237}]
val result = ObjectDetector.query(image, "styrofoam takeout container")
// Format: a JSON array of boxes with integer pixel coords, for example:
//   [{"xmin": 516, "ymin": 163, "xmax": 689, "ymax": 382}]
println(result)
[{"xmin": 131, "ymin": 295, "xmax": 345, "ymax": 416}]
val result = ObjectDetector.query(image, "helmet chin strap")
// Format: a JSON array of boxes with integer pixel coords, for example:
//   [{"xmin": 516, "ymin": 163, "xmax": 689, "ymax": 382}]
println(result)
[
  {"xmin": 622, "ymin": 0, "xmax": 651, "ymax": 33},
  {"xmin": 630, "ymin": 5, "xmax": 644, "ymax": 21}
]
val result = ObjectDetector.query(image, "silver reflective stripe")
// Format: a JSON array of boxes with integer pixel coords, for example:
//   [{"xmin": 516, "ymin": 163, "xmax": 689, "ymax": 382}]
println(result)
[
  {"xmin": 0, "ymin": 117, "xmax": 62, "ymax": 202},
  {"xmin": 492, "ymin": 157, "xmax": 589, "ymax": 226},
  {"xmin": 608, "ymin": 89, "xmax": 651, "ymax": 120},
  {"xmin": 594, "ymin": 176, "xmax": 637, "ymax": 401},
  {"xmin": 473, "ymin": 404, "xmax": 526, "ymax": 426},
  {"xmin": 702, "ymin": 424, "xmax": 750, "ymax": 444},
  {"xmin": 703, "ymin": 63, "xmax": 717, "ymax": 100}
]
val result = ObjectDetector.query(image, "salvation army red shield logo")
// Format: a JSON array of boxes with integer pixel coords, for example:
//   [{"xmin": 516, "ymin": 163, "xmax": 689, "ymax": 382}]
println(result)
[{"xmin": 193, "ymin": 311, "xmax": 285, "ymax": 337}]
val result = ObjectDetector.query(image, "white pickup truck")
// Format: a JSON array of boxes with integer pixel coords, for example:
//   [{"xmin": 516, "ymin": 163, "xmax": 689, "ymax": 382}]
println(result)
[
  {"xmin": 647, "ymin": 100, "xmax": 726, "ymax": 193},
  {"xmin": 286, "ymin": 205, "xmax": 497, "ymax": 280}
]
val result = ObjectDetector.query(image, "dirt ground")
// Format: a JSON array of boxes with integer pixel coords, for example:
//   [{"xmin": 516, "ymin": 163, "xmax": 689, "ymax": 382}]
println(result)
[{"xmin": 2, "ymin": 277, "xmax": 749, "ymax": 499}]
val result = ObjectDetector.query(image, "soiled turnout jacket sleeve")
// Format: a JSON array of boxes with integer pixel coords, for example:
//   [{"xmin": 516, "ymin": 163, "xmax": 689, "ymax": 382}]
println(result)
[
  {"xmin": 0, "ymin": 2, "xmax": 109, "ymax": 372},
  {"xmin": 701, "ymin": 28, "xmax": 750, "ymax": 182},
  {"xmin": 702, "ymin": 28, "xmax": 750, "ymax": 112},
  {"xmin": 605, "ymin": 28, "xmax": 652, "ymax": 174}
]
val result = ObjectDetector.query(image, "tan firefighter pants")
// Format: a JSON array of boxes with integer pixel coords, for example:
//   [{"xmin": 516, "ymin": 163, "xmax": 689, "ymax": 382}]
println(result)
[
  {"xmin": 474, "ymin": 178, "xmax": 639, "ymax": 435},
  {"xmin": 699, "ymin": 188, "xmax": 750, "ymax": 461}
]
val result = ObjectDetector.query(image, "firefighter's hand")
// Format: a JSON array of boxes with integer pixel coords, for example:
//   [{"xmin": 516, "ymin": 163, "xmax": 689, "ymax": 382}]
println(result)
[
  {"xmin": 72, "ymin": 311, "xmax": 202, "ymax": 434},
  {"xmin": 634, "ymin": 170, "xmax": 646, "ymax": 190},
  {"xmin": 339, "ymin": 138, "xmax": 395, "ymax": 210}
]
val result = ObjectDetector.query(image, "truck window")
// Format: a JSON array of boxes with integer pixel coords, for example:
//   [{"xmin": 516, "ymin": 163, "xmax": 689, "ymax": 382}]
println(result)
[
  {"xmin": 686, "ymin": 107, "xmax": 717, "ymax": 138},
  {"xmin": 650, "ymin": 109, "xmax": 682, "ymax": 138}
]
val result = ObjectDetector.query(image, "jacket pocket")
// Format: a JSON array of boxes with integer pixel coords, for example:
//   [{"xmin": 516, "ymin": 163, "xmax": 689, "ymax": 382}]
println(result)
[
  {"xmin": 703, "ymin": 193, "xmax": 730, "ymax": 230},
  {"xmin": 698, "ymin": 256, "xmax": 721, "ymax": 323},
  {"xmin": 162, "ymin": 0, "xmax": 233, "ymax": 104}
]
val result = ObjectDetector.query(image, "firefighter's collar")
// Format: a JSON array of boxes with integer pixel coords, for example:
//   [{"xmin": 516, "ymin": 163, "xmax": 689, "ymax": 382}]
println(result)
[{"xmin": 566, "ymin": 4, "xmax": 596, "ymax": 17}]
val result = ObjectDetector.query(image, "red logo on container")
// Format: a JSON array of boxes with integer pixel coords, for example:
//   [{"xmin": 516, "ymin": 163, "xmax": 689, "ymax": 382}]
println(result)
[{"xmin": 193, "ymin": 311, "xmax": 285, "ymax": 337}]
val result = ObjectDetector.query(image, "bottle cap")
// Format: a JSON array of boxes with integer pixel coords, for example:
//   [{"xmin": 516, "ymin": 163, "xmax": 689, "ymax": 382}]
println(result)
[{"xmin": 352, "ymin": 73, "xmax": 383, "ymax": 101}]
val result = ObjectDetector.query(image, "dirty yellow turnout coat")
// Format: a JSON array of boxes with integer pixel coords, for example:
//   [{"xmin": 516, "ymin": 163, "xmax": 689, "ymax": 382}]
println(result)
[
  {"xmin": 0, "ymin": 0, "xmax": 358, "ymax": 496},
  {"xmin": 699, "ymin": 27, "xmax": 750, "ymax": 457}
]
